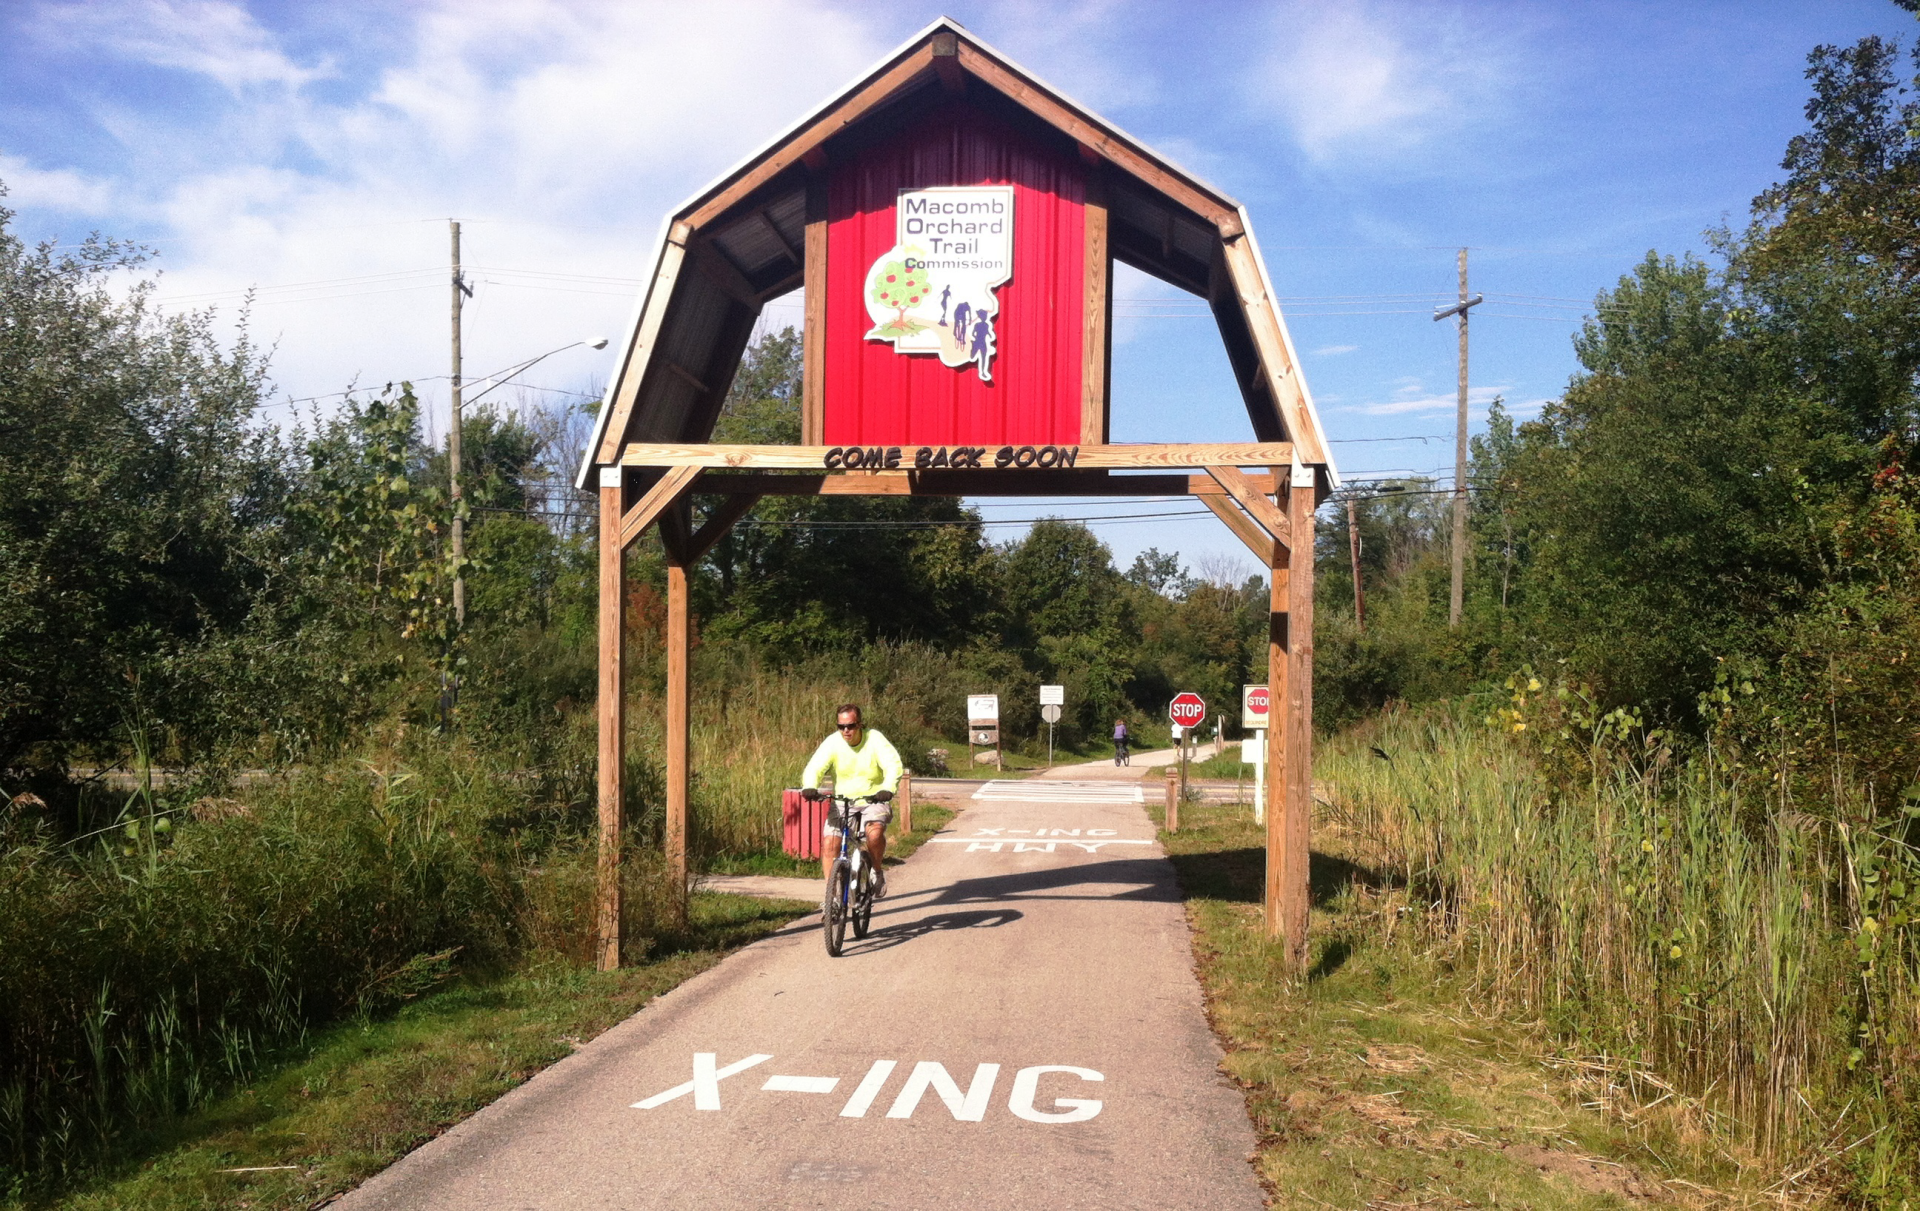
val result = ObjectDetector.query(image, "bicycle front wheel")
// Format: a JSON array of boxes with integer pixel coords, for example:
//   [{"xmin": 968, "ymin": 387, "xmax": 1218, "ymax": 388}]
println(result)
[
  {"xmin": 823, "ymin": 861, "xmax": 849, "ymax": 957},
  {"xmin": 852, "ymin": 864, "xmax": 873, "ymax": 939}
]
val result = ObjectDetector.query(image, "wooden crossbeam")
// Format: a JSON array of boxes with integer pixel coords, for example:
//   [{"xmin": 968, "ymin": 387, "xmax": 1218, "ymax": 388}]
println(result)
[
  {"xmin": 685, "ymin": 494, "xmax": 762, "ymax": 562},
  {"xmin": 621, "ymin": 442, "xmax": 1296, "ymax": 470},
  {"xmin": 1205, "ymin": 465, "xmax": 1290, "ymax": 549},
  {"xmin": 1199, "ymin": 493, "xmax": 1274, "ymax": 566},
  {"xmin": 690, "ymin": 470, "xmax": 1279, "ymax": 497},
  {"xmin": 618, "ymin": 465, "xmax": 701, "ymax": 549}
]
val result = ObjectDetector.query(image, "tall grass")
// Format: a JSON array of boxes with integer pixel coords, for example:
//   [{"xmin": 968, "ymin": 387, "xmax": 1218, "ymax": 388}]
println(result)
[{"xmin": 1317, "ymin": 698, "xmax": 1919, "ymax": 1199}]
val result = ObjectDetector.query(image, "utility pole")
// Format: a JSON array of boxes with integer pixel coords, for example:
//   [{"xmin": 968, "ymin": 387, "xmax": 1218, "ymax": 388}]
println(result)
[
  {"xmin": 1433, "ymin": 249, "xmax": 1482, "ymax": 629},
  {"xmin": 449, "ymin": 220, "xmax": 472, "ymax": 627},
  {"xmin": 1346, "ymin": 496, "xmax": 1365, "ymax": 633}
]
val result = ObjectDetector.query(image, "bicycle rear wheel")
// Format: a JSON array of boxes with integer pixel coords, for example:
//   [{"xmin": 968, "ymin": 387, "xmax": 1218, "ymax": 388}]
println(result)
[{"xmin": 823, "ymin": 861, "xmax": 849, "ymax": 956}]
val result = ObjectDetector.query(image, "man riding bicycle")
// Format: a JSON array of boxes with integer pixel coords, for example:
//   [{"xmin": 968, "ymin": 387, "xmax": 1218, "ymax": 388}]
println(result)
[{"xmin": 800, "ymin": 704, "xmax": 902, "ymax": 898}]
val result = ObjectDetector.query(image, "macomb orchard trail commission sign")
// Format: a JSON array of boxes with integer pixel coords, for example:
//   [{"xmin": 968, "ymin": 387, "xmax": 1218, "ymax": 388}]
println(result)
[
  {"xmin": 576, "ymin": 18, "xmax": 1336, "ymax": 972},
  {"xmin": 863, "ymin": 186, "xmax": 1012, "ymax": 382}
]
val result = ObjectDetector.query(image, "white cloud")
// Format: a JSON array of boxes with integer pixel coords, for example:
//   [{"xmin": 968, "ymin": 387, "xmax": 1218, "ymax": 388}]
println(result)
[
  {"xmin": 1247, "ymin": 1, "xmax": 1525, "ymax": 165},
  {"xmin": 31, "ymin": 0, "xmax": 331, "ymax": 91},
  {"xmin": 1312, "ymin": 343, "xmax": 1358, "ymax": 356},
  {"xmin": 1343, "ymin": 383, "xmax": 1526, "ymax": 417},
  {"xmin": 0, "ymin": 154, "xmax": 116, "ymax": 214},
  {"xmin": 11, "ymin": 0, "xmax": 893, "ymax": 411}
]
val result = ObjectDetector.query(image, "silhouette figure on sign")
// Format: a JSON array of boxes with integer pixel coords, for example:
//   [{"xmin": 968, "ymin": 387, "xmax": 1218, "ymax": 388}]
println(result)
[
  {"xmin": 951, "ymin": 300, "xmax": 972, "ymax": 340},
  {"xmin": 938, "ymin": 285, "xmax": 952, "ymax": 326},
  {"xmin": 969, "ymin": 314, "xmax": 997, "ymax": 382}
]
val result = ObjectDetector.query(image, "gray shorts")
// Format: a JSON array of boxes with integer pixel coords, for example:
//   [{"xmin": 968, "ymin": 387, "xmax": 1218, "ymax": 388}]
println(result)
[{"xmin": 823, "ymin": 801, "xmax": 892, "ymax": 836}]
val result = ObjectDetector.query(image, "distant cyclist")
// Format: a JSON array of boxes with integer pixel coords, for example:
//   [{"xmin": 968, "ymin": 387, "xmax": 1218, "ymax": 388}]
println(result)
[
  {"xmin": 800, "ymin": 704, "xmax": 903, "ymax": 897},
  {"xmin": 1112, "ymin": 718, "xmax": 1131, "ymax": 765}
]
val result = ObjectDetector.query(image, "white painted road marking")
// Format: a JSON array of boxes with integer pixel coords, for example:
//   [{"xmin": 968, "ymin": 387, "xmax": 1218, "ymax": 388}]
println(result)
[
  {"xmin": 762, "ymin": 1074, "xmax": 839, "ymax": 1093},
  {"xmin": 932, "ymin": 838, "xmax": 1152, "ymax": 853},
  {"xmin": 636, "ymin": 1057, "xmax": 1105, "ymax": 1124},
  {"xmin": 971, "ymin": 781, "xmax": 1144, "ymax": 803},
  {"xmin": 839, "ymin": 1060, "xmax": 897, "ymax": 1118},
  {"xmin": 886, "ymin": 1062, "xmax": 1000, "ymax": 1122},
  {"xmin": 633, "ymin": 1052, "xmax": 771, "ymax": 1110},
  {"xmin": 1009, "ymin": 1066, "xmax": 1105, "ymax": 1124}
]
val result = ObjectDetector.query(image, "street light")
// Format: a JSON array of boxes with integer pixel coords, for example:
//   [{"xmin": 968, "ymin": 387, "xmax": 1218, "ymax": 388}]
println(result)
[{"xmin": 451, "ymin": 335, "xmax": 610, "ymax": 627}]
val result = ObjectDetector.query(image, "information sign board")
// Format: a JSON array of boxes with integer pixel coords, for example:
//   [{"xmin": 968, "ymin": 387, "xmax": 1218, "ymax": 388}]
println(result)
[
  {"xmin": 1039, "ymin": 684, "xmax": 1064, "ymax": 706},
  {"xmin": 1241, "ymin": 685, "xmax": 1270, "ymax": 730},
  {"xmin": 967, "ymin": 694, "xmax": 1000, "ymax": 723},
  {"xmin": 1241, "ymin": 738, "xmax": 1264, "ymax": 765}
]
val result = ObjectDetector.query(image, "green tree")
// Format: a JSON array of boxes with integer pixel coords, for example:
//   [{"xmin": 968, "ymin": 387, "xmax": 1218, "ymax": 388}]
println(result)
[{"xmin": 0, "ymin": 198, "xmax": 278, "ymax": 773}]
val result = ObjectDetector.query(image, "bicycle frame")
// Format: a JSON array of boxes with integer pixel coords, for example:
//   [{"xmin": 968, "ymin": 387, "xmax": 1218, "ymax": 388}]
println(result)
[{"xmin": 821, "ymin": 794, "xmax": 879, "ymax": 956}]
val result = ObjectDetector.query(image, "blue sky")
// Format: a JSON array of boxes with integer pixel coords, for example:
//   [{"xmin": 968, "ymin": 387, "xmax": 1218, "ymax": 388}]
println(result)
[{"xmin": 2, "ymin": 0, "xmax": 1912, "ymax": 577}]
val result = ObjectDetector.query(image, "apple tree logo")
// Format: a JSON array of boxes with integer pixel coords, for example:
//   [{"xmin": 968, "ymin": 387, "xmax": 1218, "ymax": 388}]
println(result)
[{"xmin": 863, "ymin": 186, "xmax": 1013, "ymax": 383}]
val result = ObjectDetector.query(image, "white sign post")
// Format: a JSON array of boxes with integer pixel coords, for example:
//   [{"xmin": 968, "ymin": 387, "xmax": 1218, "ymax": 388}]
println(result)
[
  {"xmin": 968, "ymin": 694, "xmax": 1001, "ymax": 769},
  {"xmin": 1037, "ymin": 686, "xmax": 1064, "ymax": 766},
  {"xmin": 1242, "ymin": 686, "xmax": 1270, "ymax": 824}
]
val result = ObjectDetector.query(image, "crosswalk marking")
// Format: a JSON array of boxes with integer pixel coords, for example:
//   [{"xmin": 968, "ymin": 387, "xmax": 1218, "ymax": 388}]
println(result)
[{"xmin": 970, "ymin": 781, "xmax": 1144, "ymax": 803}]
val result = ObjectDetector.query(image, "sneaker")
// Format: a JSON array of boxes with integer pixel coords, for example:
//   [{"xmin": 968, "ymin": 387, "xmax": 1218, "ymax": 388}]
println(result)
[{"xmin": 870, "ymin": 868, "xmax": 887, "ymax": 900}]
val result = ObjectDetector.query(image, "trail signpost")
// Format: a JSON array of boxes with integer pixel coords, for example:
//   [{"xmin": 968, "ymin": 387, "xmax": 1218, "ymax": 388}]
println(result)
[
  {"xmin": 969, "ymin": 694, "xmax": 1001, "ymax": 768},
  {"xmin": 1242, "ymin": 685, "xmax": 1269, "ymax": 823},
  {"xmin": 583, "ymin": 18, "xmax": 1333, "ymax": 971},
  {"xmin": 1168, "ymin": 693, "xmax": 1205, "ymax": 806},
  {"xmin": 1040, "ymin": 685, "xmax": 1063, "ymax": 766}
]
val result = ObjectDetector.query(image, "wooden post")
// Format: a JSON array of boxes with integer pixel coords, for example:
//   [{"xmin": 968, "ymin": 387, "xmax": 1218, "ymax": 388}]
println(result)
[
  {"xmin": 898, "ymin": 772, "xmax": 913, "ymax": 835},
  {"xmin": 665, "ymin": 557, "xmax": 691, "ymax": 929},
  {"xmin": 1164, "ymin": 768, "xmax": 1179, "ymax": 833},
  {"xmin": 1281, "ymin": 473, "xmax": 1317, "ymax": 968},
  {"xmin": 596, "ymin": 480, "xmax": 626, "ymax": 970},
  {"xmin": 1347, "ymin": 495, "xmax": 1365, "ymax": 632},
  {"xmin": 1264, "ymin": 490, "xmax": 1290, "ymax": 949}
]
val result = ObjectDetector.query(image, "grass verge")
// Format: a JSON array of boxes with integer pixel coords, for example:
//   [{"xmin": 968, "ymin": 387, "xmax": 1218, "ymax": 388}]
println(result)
[
  {"xmin": 14, "ymin": 892, "xmax": 807, "ymax": 1211},
  {"xmin": 1155, "ymin": 796, "xmax": 1785, "ymax": 1209}
]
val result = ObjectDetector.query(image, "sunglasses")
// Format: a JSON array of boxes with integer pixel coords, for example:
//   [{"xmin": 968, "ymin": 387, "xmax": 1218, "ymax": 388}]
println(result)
[{"xmin": 838, "ymin": 722, "xmax": 862, "ymax": 732}]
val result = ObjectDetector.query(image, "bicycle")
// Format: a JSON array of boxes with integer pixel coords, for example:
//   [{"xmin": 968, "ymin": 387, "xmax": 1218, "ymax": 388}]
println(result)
[
  {"xmin": 819, "ymin": 793, "xmax": 884, "ymax": 957},
  {"xmin": 1113, "ymin": 738, "xmax": 1130, "ymax": 766}
]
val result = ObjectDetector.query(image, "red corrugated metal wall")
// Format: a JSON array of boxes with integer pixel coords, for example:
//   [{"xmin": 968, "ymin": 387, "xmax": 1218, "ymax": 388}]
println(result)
[{"xmin": 824, "ymin": 103, "xmax": 1085, "ymax": 446}]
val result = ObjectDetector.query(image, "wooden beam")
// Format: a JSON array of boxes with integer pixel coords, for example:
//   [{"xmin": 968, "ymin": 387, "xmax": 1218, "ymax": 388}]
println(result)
[
  {"xmin": 685, "ymin": 494, "xmax": 761, "ymax": 563},
  {"xmin": 657, "ymin": 496, "xmax": 695, "ymax": 565},
  {"xmin": 619, "ymin": 464, "xmax": 701, "ymax": 548},
  {"xmin": 932, "ymin": 29, "xmax": 966, "ymax": 95},
  {"xmin": 665, "ymin": 557, "xmax": 691, "ymax": 931},
  {"xmin": 596, "ymin": 484, "xmax": 626, "ymax": 970},
  {"xmin": 593, "ymin": 236, "xmax": 689, "ymax": 467},
  {"xmin": 801, "ymin": 170, "xmax": 828, "ymax": 446},
  {"xmin": 685, "ymin": 45, "xmax": 936, "ymax": 230},
  {"xmin": 692, "ymin": 470, "xmax": 1279, "ymax": 497},
  {"xmin": 1082, "ymin": 165, "xmax": 1111, "ymax": 445},
  {"xmin": 622, "ymin": 442, "xmax": 1295, "ymax": 470},
  {"xmin": 1219, "ymin": 232, "xmax": 1330, "ymax": 465},
  {"xmin": 1199, "ymin": 493, "xmax": 1274, "ymax": 566},
  {"xmin": 1279, "ymin": 479, "xmax": 1316, "ymax": 970},
  {"xmin": 954, "ymin": 43, "xmax": 1235, "ymax": 228},
  {"xmin": 1205, "ymin": 465, "xmax": 1290, "ymax": 549}
]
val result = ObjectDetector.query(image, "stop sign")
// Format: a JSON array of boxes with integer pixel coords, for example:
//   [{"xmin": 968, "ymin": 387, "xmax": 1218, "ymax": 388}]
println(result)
[{"xmin": 1168, "ymin": 692, "xmax": 1207, "ymax": 729}]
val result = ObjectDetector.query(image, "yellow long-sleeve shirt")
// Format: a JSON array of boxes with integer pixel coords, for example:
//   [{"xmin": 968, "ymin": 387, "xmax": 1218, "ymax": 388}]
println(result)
[{"xmin": 801, "ymin": 728, "xmax": 903, "ymax": 799}]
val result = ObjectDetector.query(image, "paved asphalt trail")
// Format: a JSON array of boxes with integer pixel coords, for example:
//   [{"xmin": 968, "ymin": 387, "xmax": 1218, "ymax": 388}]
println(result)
[{"xmin": 337, "ymin": 783, "xmax": 1264, "ymax": 1210}]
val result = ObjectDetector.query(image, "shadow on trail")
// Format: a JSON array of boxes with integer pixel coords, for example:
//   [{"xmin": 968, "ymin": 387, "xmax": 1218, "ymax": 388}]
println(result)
[
  {"xmin": 1164, "ymin": 848, "xmax": 1391, "ymax": 908},
  {"xmin": 842, "ymin": 907, "xmax": 1025, "ymax": 955}
]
